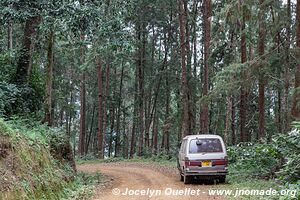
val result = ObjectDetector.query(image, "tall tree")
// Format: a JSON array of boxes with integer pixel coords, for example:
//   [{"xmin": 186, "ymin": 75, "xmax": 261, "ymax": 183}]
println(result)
[
  {"xmin": 43, "ymin": 30, "xmax": 55, "ymax": 126},
  {"xmin": 239, "ymin": 0, "xmax": 248, "ymax": 142},
  {"xmin": 7, "ymin": 18, "xmax": 13, "ymax": 50},
  {"xmin": 200, "ymin": 0, "xmax": 211, "ymax": 134},
  {"xmin": 115, "ymin": 63, "xmax": 124, "ymax": 157},
  {"xmin": 13, "ymin": 16, "xmax": 41, "ymax": 84},
  {"xmin": 97, "ymin": 58, "xmax": 104, "ymax": 158},
  {"xmin": 258, "ymin": 0, "xmax": 266, "ymax": 139},
  {"xmin": 178, "ymin": 0, "xmax": 190, "ymax": 138},
  {"xmin": 291, "ymin": 0, "xmax": 300, "ymax": 120},
  {"xmin": 78, "ymin": 35, "xmax": 86, "ymax": 156}
]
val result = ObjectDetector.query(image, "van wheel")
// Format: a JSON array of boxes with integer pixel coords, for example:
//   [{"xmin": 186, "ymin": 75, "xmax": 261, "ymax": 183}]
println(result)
[
  {"xmin": 183, "ymin": 175, "xmax": 191, "ymax": 184},
  {"xmin": 180, "ymin": 174, "xmax": 184, "ymax": 181},
  {"xmin": 219, "ymin": 176, "xmax": 226, "ymax": 183}
]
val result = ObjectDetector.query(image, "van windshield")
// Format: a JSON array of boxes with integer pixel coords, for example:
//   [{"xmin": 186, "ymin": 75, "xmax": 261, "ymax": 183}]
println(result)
[{"xmin": 189, "ymin": 138, "xmax": 223, "ymax": 153}]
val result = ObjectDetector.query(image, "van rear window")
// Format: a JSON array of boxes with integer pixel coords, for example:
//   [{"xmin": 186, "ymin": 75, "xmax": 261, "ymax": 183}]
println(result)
[{"xmin": 189, "ymin": 138, "xmax": 223, "ymax": 153}]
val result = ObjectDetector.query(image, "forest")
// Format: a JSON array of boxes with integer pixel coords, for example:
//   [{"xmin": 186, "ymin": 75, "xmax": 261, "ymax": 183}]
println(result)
[{"xmin": 0, "ymin": 0, "xmax": 300, "ymax": 199}]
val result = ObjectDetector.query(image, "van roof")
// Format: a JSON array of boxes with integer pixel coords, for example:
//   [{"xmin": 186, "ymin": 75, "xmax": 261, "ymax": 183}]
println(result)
[{"xmin": 182, "ymin": 134, "xmax": 223, "ymax": 140}]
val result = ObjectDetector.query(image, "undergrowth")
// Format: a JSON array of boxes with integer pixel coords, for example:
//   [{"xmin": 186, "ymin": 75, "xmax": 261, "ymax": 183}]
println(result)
[{"xmin": 0, "ymin": 118, "xmax": 101, "ymax": 200}]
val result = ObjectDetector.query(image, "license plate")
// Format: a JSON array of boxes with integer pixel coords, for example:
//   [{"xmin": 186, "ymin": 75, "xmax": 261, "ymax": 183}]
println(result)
[{"xmin": 201, "ymin": 161, "xmax": 212, "ymax": 167}]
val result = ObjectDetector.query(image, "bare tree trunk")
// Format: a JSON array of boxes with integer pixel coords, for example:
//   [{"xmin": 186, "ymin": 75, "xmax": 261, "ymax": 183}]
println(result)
[
  {"xmin": 79, "ymin": 73, "xmax": 86, "ymax": 155},
  {"xmin": 231, "ymin": 97, "xmax": 236, "ymax": 144},
  {"xmin": 152, "ymin": 108, "xmax": 158, "ymax": 155},
  {"xmin": 291, "ymin": 0, "xmax": 300, "ymax": 120},
  {"xmin": 7, "ymin": 18, "xmax": 13, "ymax": 50},
  {"xmin": 200, "ymin": 0, "xmax": 211, "ymax": 134},
  {"xmin": 162, "ymin": 66, "xmax": 170, "ymax": 153},
  {"xmin": 137, "ymin": 22, "xmax": 146, "ymax": 156},
  {"xmin": 122, "ymin": 109, "xmax": 128, "ymax": 158},
  {"xmin": 115, "ymin": 63, "xmax": 124, "ymax": 157},
  {"xmin": 13, "ymin": 16, "xmax": 41, "ymax": 84},
  {"xmin": 86, "ymin": 104, "xmax": 96, "ymax": 154},
  {"xmin": 43, "ymin": 31, "xmax": 55, "ymax": 127},
  {"xmin": 130, "ymin": 64, "xmax": 139, "ymax": 158},
  {"xmin": 224, "ymin": 97, "xmax": 232, "ymax": 144},
  {"xmin": 97, "ymin": 58, "xmax": 104, "ymax": 159},
  {"xmin": 78, "ymin": 34, "xmax": 86, "ymax": 156},
  {"xmin": 258, "ymin": 0, "xmax": 266, "ymax": 139},
  {"xmin": 238, "ymin": 0, "xmax": 248, "ymax": 142},
  {"xmin": 283, "ymin": 0, "xmax": 291, "ymax": 132},
  {"xmin": 102, "ymin": 62, "xmax": 110, "ymax": 156},
  {"xmin": 178, "ymin": 0, "xmax": 190, "ymax": 138},
  {"xmin": 108, "ymin": 101, "xmax": 115, "ymax": 157}
]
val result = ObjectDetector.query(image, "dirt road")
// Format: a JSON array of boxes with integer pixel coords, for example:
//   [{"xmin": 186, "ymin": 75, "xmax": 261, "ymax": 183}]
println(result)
[{"xmin": 78, "ymin": 162, "xmax": 225, "ymax": 200}]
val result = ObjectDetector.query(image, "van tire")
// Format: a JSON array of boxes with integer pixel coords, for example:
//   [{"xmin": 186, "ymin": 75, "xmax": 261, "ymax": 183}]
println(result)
[
  {"xmin": 219, "ymin": 175, "xmax": 226, "ymax": 183},
  {"xmin": 180, "ymin": 174, "xmax": 184, "ymax": 181},
  {"xmin": 183, "ymin": 175, "xmax": 191, "ymax": 184}
]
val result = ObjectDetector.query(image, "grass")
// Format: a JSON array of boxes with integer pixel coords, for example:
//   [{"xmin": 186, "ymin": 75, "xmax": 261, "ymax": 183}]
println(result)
[{"xmin": 0, "ymin": 119, "xmax": 103, "ymax": 200}]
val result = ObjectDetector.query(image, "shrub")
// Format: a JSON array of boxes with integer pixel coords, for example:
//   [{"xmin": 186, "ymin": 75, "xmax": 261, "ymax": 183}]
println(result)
[
  {"xmin": 273, "ymin": 124, "xmax": 300, "ymax": 183},
  {"xmin": 227, "ymin": 143, "xmax": 281, "ymax": 179}
]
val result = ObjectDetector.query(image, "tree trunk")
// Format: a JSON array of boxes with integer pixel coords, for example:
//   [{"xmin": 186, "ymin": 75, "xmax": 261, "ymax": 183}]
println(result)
[
  {"xmin": 108, "ymin": 100, "xmax": 115, "ymax": 157},
  {"xmin": 258, "ymin": 0, "xmax": 266, "ymax": 139},
  {"xmin": 239, "ymin": 0, "xmax": 248, "ymax": 142},
  {"xmin": 283, "ymin": 0, "xmax": 291, "ymax": 132},
  {"xmin": 86, "ymin": 104, "xmax": 96, "ymax": 154},
  {"xmin": 130, "ymin": 64, "xmax": 139, "ymax": 158},
  {"xmin": 162, "ymin": 66, "xmax": 170, "ymax": 153},
  {"xmin": 152, "ymin": 108, "xmax": 158, "ymax": 155},
  {"xmin": 200, "ymin": 0, "xmax": 211, "ymax": 134},
  {"xmin": 231, "ymin": 97, "xmax": 236, "ymax": 144},
  {"xmin": 97, "ymin": 58, "xmax": 104, "ymax": 159},
  {"xmin": 43, "ymin": 31, "xmax": 55, "ymax": 127},
  {"xmin": 224, "ymin": 97, "xmax": 232, "ymax": 144},
  {"xmin": 78, "ymin": 34, "xmax": 86, "ymax": 156},
  {"xmin": 115, "ymin": 63, "xmax": 125, "ymax": 157},
  {"xmin": 137, "ymin": 22, "xmax": 146, "ymax": 156},
  {"xmin": 13, "ymin": 16, "xmax": 41, "ymax": 84},
  {"xmin": 178, "ymin": 0, "xmax": 190, "ymax": 138},
  {"xmin": 102, "ymin": 62, "xmax": 110, "ymax": 156},
  {"xmin": 122, "ymin": 109, "xmax": 128, "ymax": 158},
  {"xmin": 7, "ymin": 18, "xmax": 13, "ymax": 50},
  {"xmin": 291, "ymin": 0, "xmax": 300, "ymax": 120},
  {"xmin": 79, "ymin": 73, "xmax": 86, "ymax": 156}
]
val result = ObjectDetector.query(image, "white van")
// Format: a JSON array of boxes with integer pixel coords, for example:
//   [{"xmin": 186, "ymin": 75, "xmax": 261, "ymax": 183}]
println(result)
[{"xmin": 177, "ymin": 134, "xmax": 228, "ymax": 184}]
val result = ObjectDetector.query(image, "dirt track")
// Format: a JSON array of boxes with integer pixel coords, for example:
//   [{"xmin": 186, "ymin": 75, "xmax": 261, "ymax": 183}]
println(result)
[{"xmin": 78, "ymin": 162, "xmax": 225, "ymax": 200}]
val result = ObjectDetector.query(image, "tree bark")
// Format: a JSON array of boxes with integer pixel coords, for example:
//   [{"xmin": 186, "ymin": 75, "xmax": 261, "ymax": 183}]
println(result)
[
  {"xmin": 258, "ymin": 0, "xmax": 266, "ymax": 139},
  {"xmin": 200, "ymin": 0, "xmax": 211, "ymax": 134},
  {"xmin": 43, "ymin": 31, "xmax": 55, "ymax": 127},
  {"xmin": 152, "ymin": 108, "xmax": 158, "ymax": 155},
  {"xmin": 239, "ymin": 0, "xmax": 248, "ymax": 142},
  {"xmin": 13, "ymin": 16, "xmax": 41, "ymax": 84},
  {"xmin": 102, "ymin": 62, "xmax": 110, "ymax": 156},
  {"xmin": 78, "ymin": 35, "xmax": 86, "ymax": 156},
  {"xmin": 97, "ymin": 58, "xmax": 104, "ymax": 159},
  {"xmin": 178, "ymin": 0, "xmax": 190, "ymax": 138},
  {"xmin": 115, "ymin": 63, "xmax": 125, "ymax": 157},
  {"xmin": 283, "ymin": 0, "xmax": 291, "ymax": 132},
  {"xmin": 108, "ymin": 99, "xmax": 115, "ymax": 157},
  {"xmin": 291, "ymin": 0, "xmax": 300, "ymax": 120},
  {"xmin": 130, "ymin": 63, "xmax": 139, "ymax": 158},
  {"xmin": 7, "ymin": 18, "xmax": 13, "ymax": 50},
  {"xmin": 137, "ymin": 22, "xmax": 146, "ymax": 156}
]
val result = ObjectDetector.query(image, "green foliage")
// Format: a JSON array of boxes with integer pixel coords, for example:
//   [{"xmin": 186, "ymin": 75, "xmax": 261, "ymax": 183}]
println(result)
[
  {"xmin": 0, "ymin": 119, "xmax": 99, "ymax": 200},
  {"xmin": 228, "ymin": 123, "xmax": 300, "ymax": 186},
  {"xmin": 273, "ymin": 124, "xmax": 300, "ymax": 183},
  {"xmin": 227, "ymin": 142, "xmax": 281, "ymax": 179}
]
